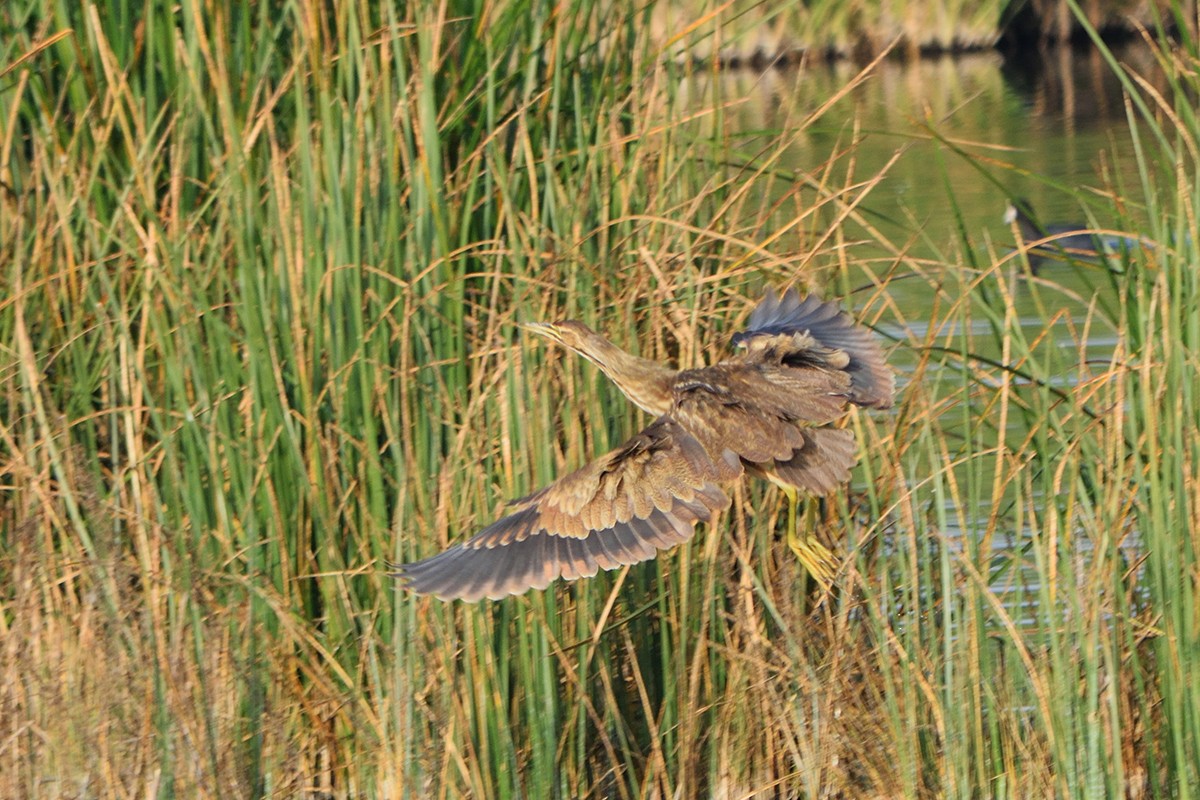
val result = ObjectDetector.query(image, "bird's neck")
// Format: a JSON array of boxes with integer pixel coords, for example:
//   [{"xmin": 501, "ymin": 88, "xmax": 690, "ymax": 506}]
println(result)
[{"xmin": 584, "ymin": 339, "xmax": 676, "ymax": 417}]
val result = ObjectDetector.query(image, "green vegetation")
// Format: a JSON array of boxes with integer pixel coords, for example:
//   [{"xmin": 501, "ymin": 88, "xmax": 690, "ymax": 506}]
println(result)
[{"xmin": 1, "ymin": 1, "xmax": 1197, "ymax": 797}]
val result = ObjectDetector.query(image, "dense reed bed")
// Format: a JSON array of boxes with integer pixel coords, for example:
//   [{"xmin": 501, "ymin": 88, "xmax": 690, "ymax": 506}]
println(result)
[{"xmin": 1, "ymin": 1, "xmax": 1197, "ymax": 797}]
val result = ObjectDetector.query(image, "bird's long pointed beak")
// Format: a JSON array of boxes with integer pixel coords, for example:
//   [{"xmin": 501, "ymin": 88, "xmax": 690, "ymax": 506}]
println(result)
[{"xmin": 520, "ymin": 321, "xmax": 560, "ymax": 342}]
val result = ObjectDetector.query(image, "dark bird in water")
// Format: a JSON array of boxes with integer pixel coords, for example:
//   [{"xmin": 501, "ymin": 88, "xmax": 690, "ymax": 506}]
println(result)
[
  {"xmin": 392, "ymin": 289, "xmax": 894, "ymax": 602},
  {"xmin": 1004, "ymin": 198, "xmax": 1148, "ymax": 269}
]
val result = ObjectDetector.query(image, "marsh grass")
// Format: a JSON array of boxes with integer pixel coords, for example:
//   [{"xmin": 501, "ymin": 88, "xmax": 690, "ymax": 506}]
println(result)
[{"xmin": 2, "ymin": 1, "xmax": 1198, "ymax": 797}]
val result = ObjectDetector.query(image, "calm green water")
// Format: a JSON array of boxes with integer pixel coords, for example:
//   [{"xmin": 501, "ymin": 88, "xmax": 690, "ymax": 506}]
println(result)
[{"xmin": 678, "ymin": 45, "xmax": 1160, "ymax": 299}]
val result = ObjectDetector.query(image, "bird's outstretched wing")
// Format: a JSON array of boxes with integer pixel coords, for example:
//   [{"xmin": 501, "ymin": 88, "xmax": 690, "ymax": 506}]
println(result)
[
  {"xmin": 731, "ymin": 288, "xmax": 894, "ymax": 409},
  {"xmin": 392, "ymin": 416, "xmax": 739, "ymax": 602}
]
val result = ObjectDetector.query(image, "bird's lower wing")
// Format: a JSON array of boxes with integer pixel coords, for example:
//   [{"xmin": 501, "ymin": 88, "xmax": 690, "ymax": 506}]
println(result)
[
  {"xmin": 672, "ymin": 369, "xmax": 859, "ymax": 494},
  {"xmin": 392, "ymin": 416, "xmax": 736, "ymax": 602},
  {"xmin": 769, "ymin": 427, "xmax": 858, "ymax": 494}
]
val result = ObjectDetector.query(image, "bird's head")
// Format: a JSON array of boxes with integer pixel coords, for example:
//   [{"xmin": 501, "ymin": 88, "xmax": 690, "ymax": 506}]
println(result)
[
  {"xmin": 1004, "ymin": 197, "xmax": 1035, "ymax": 227},
  {"xmin": 521, "ymin": 320, "xmax": 676, "ymax": 416},
  {"xmin": 521, "ymin": 320, "xmax": 603, "ymax": 360}
]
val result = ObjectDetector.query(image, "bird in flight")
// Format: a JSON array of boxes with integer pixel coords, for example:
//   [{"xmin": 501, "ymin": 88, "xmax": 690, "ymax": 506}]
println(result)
[{"xmin": 392, "ymin": 288, "xmax": 894, "ymax": 601}]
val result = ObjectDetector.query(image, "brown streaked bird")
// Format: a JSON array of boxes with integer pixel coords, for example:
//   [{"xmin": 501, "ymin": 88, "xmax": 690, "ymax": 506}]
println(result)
[{"xmin": 392, "ymin": 288, "xmax": 894, "ymax": 602}]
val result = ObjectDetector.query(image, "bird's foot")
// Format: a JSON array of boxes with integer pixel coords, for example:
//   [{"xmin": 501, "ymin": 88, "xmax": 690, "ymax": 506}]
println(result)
[{"xmin": 787, "ymin": 528, "xmax": 838, "ymax": 591}]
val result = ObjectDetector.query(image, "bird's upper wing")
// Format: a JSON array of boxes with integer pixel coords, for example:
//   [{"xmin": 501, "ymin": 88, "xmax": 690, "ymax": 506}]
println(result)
[
  {"xmin": 731, "ymin": 288, "xmax": 894, "ymax": 409},
  {"xmin": 392, "ymin": 416, "xmax": 739, "ymax": 602},
  {"xmin": 671, "ymin": 366, "xmax": 849, "ymax": 458}
]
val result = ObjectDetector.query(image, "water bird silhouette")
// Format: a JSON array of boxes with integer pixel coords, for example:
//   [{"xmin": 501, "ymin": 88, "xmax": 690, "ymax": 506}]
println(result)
[{"xmin": 1004, "ymin": 198, "xmax": 1150, "ymax": 269}]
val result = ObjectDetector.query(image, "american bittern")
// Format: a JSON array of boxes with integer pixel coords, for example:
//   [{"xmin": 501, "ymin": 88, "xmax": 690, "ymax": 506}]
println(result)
[{"xmin": 393, "ymin": 288, "xmax": 893, "ymax": 601}]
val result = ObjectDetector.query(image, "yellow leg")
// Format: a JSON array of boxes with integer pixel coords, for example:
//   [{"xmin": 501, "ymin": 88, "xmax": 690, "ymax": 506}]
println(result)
[{"xmin": 784, "ymin": 486, "xmax": 837, "ymax": 591}]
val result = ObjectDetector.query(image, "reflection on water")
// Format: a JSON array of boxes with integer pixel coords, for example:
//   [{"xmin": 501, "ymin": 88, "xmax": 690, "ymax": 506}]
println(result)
[
  {"xmin": 674, "ymin": 44, "xmax": 1160, "ymax": 612},
  {"xmin": 673, "ymin": 43, "xmax": 1159, "ymax": 352}
]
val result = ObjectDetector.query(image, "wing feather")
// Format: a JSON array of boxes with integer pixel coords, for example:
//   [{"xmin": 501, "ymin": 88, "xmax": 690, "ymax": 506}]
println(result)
[
  {"xmin": 584, "ymin": 529, "xmax": 626, "ymax": 570},
  {"xmin": 558, "ymin": 537, "xmax": 597, "ymax": 582},
  {"xmin": 605, "ymin": 519, "xmax": 656, "ymax": 562},
  {"xmin": 632, "ymin": 511, "xmax": 680, "ymax": 549},
  {"xmin": 528, "ymin": 534, "xmax": 557, "ymax": 592}
]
